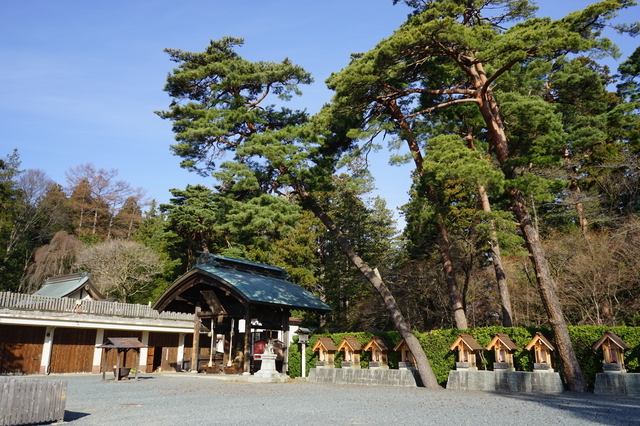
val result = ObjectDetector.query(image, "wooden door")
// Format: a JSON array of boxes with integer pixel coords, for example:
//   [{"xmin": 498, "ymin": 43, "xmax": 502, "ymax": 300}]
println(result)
[
  {"xmin": 146, "ymin": 347, "xmax": 155, "ymax": 372},
  {"xmin": 0, "ymin": 325, "xmax": 45, "ymax": 374},
  {"xmin": 49, "ymin": 328, "xmax": 96, "ymax": 373}
]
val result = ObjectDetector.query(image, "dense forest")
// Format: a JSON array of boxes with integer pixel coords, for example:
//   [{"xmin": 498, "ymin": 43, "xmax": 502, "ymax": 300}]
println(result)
[{"xmin": 2, "ymin": 0, "xmax": 639, "ymax": 337}]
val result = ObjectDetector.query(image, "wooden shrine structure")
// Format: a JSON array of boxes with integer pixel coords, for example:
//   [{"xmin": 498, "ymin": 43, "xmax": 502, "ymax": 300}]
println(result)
[
  {"xmin": 337, "ymin": 337, "xmax": 362, "ymax": 368},
  {"xmin": 97, "ymin": 337, "xmax": 147, "ymax": 381},
  {"xmin": 449, "ymin": 334, "xmax": 483, "ymax": 370},
  {"xmin": 363, "ymin": 336, "xmax": 389, "ymax": 369},
  {"xmin": 593, "ymin": 331, "xmax": 630, "ymax": 373},
  {"xmin": 312, "ymin": 337, "xmax": 337, "ymax": 368},
  {"xmin": 153, "ymin": 253, "xmax": 331, "ymax": 375},
  {"xmin": 393, "ymin": 339, "xmax": 415, "ymax": 368},
  {"xmin": 524, "ymin": 332, "xmax": 555, "ymax": 372},
  {"xmin": 486, "ymin": 333, "xmax": 518, "ymax": 371}
]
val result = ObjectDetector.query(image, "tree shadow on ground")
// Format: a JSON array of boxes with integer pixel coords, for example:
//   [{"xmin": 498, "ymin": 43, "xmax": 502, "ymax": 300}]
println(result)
[{"xmin": 497, "ymin": 391, "xmax": 640, "ymax": 425}]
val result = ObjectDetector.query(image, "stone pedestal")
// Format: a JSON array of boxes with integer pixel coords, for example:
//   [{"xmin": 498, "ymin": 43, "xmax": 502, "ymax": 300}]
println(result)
[
  {"xmin": 446, "ymin": 370, "xmax": 564, "ymax": 394},
  {"xmin": 533, "ymin": 363, "xmax": 553, "ymax": 372},
  {"xmin": 594, "ymin": 373, "xmax": 640, "ymax": 395},
  {"xmin": 253, "ymin": 353, "xmax": 280, "ymax": 379},
  {"xmin": 307, "ymin": 368, "xmax": 419, "ymax": 386}
]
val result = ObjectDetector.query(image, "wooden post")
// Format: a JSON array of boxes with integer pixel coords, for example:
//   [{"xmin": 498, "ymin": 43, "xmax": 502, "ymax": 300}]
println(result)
[
  {"xmin": 243, "ymin": 308, "xmax": 251, "ymax": 374},
  {"xmin": 191, "ymin": 304, "xmax": 201, "ymax": 373},
  {"xmin": 282, "ymin": 311, "xmax": 290, "ymax": 374},
  {"xmin": 101, "ymin": 348, "xmax": 108, "ymax": 381},
  {"xmin": 134, "ymin": 349, "xmax": 140, "ymax": 381}
]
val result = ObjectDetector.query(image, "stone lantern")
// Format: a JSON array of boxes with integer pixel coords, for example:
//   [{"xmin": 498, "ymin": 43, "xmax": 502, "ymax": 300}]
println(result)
[
  {"xmin": 486, "ymin": 333, "xmax": 518, "ymax": 371},
  {"xmin": 363, "ymin": 336, "xmax": 389, "ymax": 369},
  {"xmin": 393, "ymin": 339, "xmax": 415, "ymax": 369},
  {"xmin": 524, "ymin": 332, "xmax": 555, "ymax": 372},
  {"xmin": 337, "ymin": 337, "xmax": 362, "ymax": 369},
  {"xmin": 592, "ymin": 331, "xmax": 630, "ymax": 373},
  {"xmin": 311, "ymin": 337, "xmax": 336, "ymax": 368},
  {"xmin": 449, "ymin": 334, "xmax": 483, "ymax": 370}
]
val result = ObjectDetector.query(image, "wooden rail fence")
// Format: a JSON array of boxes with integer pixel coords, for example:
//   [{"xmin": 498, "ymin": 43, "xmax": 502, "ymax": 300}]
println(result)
[
  {"xmin": 0, "ymin": 292, "xmax": 193, "ymax": 321},
  {"xmin": 0, "ymin": 377, "xmax": 67, "ymax": 426}
]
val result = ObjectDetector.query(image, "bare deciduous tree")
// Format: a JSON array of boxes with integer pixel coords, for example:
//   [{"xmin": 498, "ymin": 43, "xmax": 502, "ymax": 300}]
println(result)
[
  {"xmin": 66, "ymin": 164, "xmax": 147, "ymax": 238},
  {"xmin": 75, "ymin": 239, "xmax": 161, "ymax": 302},
  {"xmin": 21, "ymin": 231, "xmax": 83, "ymax": 293}
]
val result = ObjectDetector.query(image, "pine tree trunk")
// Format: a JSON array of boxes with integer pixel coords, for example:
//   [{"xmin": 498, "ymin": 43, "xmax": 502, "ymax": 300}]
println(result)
[
  {"xmin": 436, "ymin": 219, "xmax": 468, "ymax": 329},
  {"xmin": 477, "ymin": 185, "xmax": 513, "ymax": 327},
  {"xmin": 473, "ymin": 71, "xmax": 587, "ymax": 391},
  {"xmin": 386, "ymin": 100, "xmax": 468, "ymax": 329},
  {"xmin": 296, "ymin": 184, "xmax": 441, "ymax": 389}
]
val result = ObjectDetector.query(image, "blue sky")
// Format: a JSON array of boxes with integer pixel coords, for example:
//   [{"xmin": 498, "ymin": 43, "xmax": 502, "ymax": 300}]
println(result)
[{"xmin": 1, "ymin": 1, "xmax": 638, "ymax": 229}]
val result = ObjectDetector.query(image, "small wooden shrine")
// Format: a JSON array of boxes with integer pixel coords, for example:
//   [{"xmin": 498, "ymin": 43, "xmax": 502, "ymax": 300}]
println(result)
[
  {"xmin": 524, "ymin": 332, "xmax": 555, "ymax": 372},
  {"xmin": 449, "ymin": 334, "xmax": 483, "ymax": 370},
  {"xmin": 337, "ymin": 337, "xmax": 362, "ymax": 369},
  {"xmin": 486, "ymin": 333, "xmax": 518, "ymax": 371},
  {"xmin": 312, "ymin": 337, "xmax": 337, "ymax": 368},
  {"xmin": 97, "ymin": 337, "xmax": 147, "ymax": 381},
  {"xmin": 592, "ymin": 331, "xmax": 630, "ymax": 373},
  {"xmin": 363, "ymin": 336, "xmax": 389, "ymax": 369},
  {"xmin": 393, "ymin": 339, "xmax": 415, "ymax": 369}
]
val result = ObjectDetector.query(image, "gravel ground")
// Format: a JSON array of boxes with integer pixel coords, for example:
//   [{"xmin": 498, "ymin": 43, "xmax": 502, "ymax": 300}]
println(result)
[{"xmin": 30, "ymin": 373, "xmax": 640, "ymax": 425}]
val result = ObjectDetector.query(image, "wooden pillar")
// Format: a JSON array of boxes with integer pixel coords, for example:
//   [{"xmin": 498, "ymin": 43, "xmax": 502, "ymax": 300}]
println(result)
[
  {"xmin": 101, "ymin": 348, "xmax": 108, "ymax": 381},
  {"xmin": 243, "ymin": 307, "xmax": 251, "ymax": 375},
  {"xmin": 134, "ymin": 349, "xmax": 140, "ymax": 381},
  {"xmin": 282, "ymin": 311, "xmax": 290, "ymax": 374},
  {"xmin": 191, "ymin": 304, "xmax": 201, "ymax": 373}
]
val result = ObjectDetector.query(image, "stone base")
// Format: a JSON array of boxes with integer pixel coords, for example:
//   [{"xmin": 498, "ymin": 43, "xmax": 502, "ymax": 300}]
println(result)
[
  {"xmin": 307, "ymin": 368, "xmax": 420, "ymax": 387},
  {"xmin": 446, "ymin": 370, "xmax": 564, "ymax": 394},
  {"xmin": 594, "ymin": 373, "xmax": 640, "ymax": 395},
  {"xmin": 341, "ymin": 361, "xmax": 361, "ymax": 369},
  {"xmin": 368, "ymin": 362, "xmax": 389, "ymax": 370}
]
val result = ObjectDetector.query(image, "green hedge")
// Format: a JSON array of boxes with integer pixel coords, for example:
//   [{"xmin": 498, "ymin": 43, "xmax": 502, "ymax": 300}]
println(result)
[{"xmin": 287, "ymin": 326, "xmax": 640, "ymax": 388}]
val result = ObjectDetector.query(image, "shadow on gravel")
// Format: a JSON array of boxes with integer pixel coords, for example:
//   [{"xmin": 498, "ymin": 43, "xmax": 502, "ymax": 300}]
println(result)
[
  {"xmin": 497, "ymin": 391, "xmax": 640, "ymax": 425},
  {"xmin": 64, "ymin": 411, "xmax": 90, "ymax": 422}
]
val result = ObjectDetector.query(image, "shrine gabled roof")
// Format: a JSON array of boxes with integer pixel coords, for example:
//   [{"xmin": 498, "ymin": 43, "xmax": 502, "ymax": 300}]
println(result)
[
  {"xmin": 33, "ymin": 272, "xmax": 104, "ymax": 300},
  {"xmin": 450, "ymin": 334, "xmax": 483, "ymax": 351},
  {"xmin": 312, "ymin": 337, "xmax": 337, "ymax": 352},
  {"xmin": 524, "ymin": 332, "xmax": 555, "ymax": 351},
  {"xmin": 363, "ymin": 336, "xmax": 389, "ymax": 352},
  {"xmin": 153, "ymin": 254, "xmax": 332, "ymax": 313},
  {"xmin": 592, "ymin": 330, "xmax": 630, "ymax": 351},
  {"xmin": 337, "ymin": 336, "xmax": 362, "ymax": 352},
  {"xmin": 486, "ymin": 333, "xmax": 519, "ymax": 351}
]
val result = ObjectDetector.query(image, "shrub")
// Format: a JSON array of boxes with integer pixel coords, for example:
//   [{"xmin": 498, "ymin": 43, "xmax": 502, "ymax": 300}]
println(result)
[{"xmin": 287, "ymin": 326, "xmax": 640, "ymax": 388}]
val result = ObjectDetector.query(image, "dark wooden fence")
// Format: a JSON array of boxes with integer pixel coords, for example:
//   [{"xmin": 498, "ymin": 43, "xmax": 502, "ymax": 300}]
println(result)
[{"xmin": 0, "ymin": 377, "xmax": 67, "ymax": 426}]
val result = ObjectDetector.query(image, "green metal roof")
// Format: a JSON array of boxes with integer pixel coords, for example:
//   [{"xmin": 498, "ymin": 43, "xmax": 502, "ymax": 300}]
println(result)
[
  {"xmin": 196, "ymin": 262, "xmax": 332, "ymax": 312},
  {"xmin": 33, "ymin": 272, "xmax": 104, "ymax": 299}
]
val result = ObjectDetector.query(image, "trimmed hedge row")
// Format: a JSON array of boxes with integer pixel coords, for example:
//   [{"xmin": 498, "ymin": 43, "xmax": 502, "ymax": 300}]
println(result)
[{"xmin": 287, "ymin": 326, "xmax": 640, "ymax": 388}]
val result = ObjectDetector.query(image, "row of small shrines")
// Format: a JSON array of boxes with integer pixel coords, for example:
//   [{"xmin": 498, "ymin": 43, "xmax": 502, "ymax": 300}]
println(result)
[{"xmin": 312, "ymin": 331, "xmax": 631, "ymax": 373}]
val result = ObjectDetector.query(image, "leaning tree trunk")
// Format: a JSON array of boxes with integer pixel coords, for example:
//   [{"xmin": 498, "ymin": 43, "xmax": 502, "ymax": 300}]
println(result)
[
  {"xmin": 477, "ymin": 184, "xmax": 513, "ymax": 327},
  {"xmin": 473, "ymin": 67, "xmax": 587, "ymax": 392},
  {"xmin": 296, "ymin": 184, "xmax": 440, "ymax": 389},
  {"xmin": 386, "ymin": 100, "xmax": 468, "ymax": 330}
]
